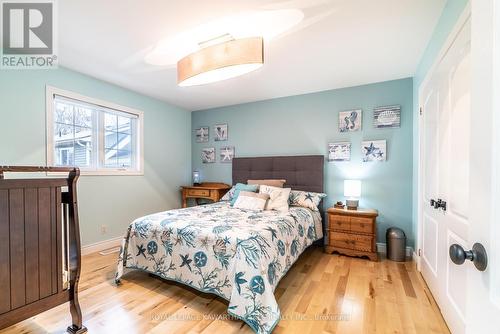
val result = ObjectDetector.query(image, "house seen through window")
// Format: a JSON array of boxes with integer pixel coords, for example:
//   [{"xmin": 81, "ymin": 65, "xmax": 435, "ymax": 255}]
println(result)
[{"xmin": 48, "ymin": 88, "xmax": 143, "ymax": 175}]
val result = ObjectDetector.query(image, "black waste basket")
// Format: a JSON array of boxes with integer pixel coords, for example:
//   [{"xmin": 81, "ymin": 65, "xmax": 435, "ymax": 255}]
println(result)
[{"xmin": 386, "ymin": 227, "xmax": 406, "ymax": 262}]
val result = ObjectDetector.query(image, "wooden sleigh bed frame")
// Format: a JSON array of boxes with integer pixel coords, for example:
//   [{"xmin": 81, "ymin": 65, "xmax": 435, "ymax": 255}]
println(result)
[{"xmin": 0, "ymin": 166, "xmax": 87, "ymax": 333}]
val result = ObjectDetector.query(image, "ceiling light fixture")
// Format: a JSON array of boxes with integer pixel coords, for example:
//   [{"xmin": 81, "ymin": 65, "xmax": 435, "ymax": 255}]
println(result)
[
  {"xmin": 177, "ymin": 36, "xmax": 264, "ymax": 87},
  {"xmin": 144, "ymin": 9, "xmax": 303, "ymax": 86}
]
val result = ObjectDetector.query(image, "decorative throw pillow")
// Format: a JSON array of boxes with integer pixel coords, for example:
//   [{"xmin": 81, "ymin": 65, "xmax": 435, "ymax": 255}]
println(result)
[
  {"xmin": 288, "ymin": 190, "xmax": 327, "ymax": 211},
  {"xmin": 233, "ymin": 191, "xmax": 270, "ymax": 211},
  {"xmin": 247, "ymin": 179, "xmax": 286, "ymax": 188},
  {"xmin": 220, "ymin": 186, "xmax": 236, "ymax": 201},
  {"xmin": 259, "ymin": 185, "xmax": 291, "ymax": 212},
  {"xmin": 230, "ymin": 183, "xmax": 259, "ymax": 206}
]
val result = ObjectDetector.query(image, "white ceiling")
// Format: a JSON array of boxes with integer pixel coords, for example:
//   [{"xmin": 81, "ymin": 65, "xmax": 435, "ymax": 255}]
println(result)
[{"xmin": 59, "ymin": 0, "xmax": 445, "ymax": 111}]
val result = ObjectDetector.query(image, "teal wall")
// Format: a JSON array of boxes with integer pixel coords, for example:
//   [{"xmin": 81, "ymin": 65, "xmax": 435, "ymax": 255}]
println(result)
[
  {"xmin": 0, "ymin": 67, "xmax": 191, "ymax": 246},
  {"xmin": 412, "ymin": 0, "xmax": 469, "ymax": 245},
  {"xmin": 192, "ymin": 78, "xmax": 414, "ymax": 246},
  {"xmin": 0, "ymin": 0, "xmax": 467, "ymax": 251}
]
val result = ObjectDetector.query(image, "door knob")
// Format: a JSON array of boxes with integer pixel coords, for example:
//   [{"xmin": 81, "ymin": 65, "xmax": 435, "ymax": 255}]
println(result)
[
  {"xmin": 430, "ymin": 198, "xmax": 447, "ymax": 211},
  {"xmin": 436, "ymin": 199, "xmax": 447, "ymax": 211},
  {"xmin": 449, "ymin": 243, "xmax": 488, "ymax": 271}
]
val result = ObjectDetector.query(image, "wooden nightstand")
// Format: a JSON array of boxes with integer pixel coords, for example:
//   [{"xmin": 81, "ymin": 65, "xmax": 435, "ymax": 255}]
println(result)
[
  {"xmin": 181, "ymin": 183, "xmax": 231, "ymax": 208},
  {"xmin": 325, "ymin": 207, "xmax": 378, "ymax": 261}
]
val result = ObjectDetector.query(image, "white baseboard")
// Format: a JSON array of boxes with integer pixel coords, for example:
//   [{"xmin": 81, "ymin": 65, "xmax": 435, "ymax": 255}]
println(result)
[
  {"xmin": 376, "ymin": 242, "xmax": 414, "ymax": 258},
  {"xmin": 413, "ymin": 251, "xmax": 421, "ymax": 270},
  {"xmin": 81, "ymin": 236, "xmax": 123, "ymax": 256}
]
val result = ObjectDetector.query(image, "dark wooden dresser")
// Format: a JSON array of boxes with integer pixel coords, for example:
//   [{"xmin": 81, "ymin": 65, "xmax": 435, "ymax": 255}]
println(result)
[{"xmin": 325, "ymin": 207, "xmax": 378, "ymax": 261}]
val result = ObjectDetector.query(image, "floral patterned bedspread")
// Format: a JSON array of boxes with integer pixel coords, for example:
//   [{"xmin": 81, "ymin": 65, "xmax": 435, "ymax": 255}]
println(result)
[{"xmin": 116, "ymin": 201, "xmax": 323, "ymax": 334}]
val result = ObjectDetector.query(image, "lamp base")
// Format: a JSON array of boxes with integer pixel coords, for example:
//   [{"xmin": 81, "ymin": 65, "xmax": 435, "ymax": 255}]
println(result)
[{"xmin": 346, "ymin": 199, "xmax": 359, "ymax": 210}]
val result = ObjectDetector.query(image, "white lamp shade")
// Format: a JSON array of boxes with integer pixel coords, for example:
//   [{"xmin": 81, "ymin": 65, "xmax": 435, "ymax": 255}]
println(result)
[
  {"xmin": 344, "ymin": 180, "xmax": 361, "ymax": 198},
  {"xmin": 177, "ymin": 37, "xmax": 264, "ymax": 87},
  {"xmin": 193, "ymin": 171, "xmax": 201, "ymax": 184}
]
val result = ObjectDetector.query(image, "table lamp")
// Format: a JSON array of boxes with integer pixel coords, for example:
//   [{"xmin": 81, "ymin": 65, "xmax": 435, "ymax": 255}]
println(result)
[
  {"xmin": 344, "ymin": 179, "xmax": 361, "ymax": 210},
  {"xmin": 193, "ymin": 170, "xmax": 201, "ymax": 186}
]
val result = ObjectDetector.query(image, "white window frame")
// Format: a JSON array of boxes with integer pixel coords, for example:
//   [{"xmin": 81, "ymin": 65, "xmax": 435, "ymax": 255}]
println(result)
[
  {"xmin": 58, "ymin": 147, "xmax": 74, "ymax": 166},
  {"xmin": 46, "ymin": 86, "xmax": 144, "ymax": 176}
]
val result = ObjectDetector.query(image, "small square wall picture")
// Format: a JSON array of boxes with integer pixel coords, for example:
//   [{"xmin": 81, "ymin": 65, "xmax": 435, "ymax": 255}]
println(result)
[
  {"xmin": 339, "ymin": 109, "xmax": 362, "ymax": 132},
  {"xmin": 328, "ymin": 142, "xmax": 351, "ymax": 162},
  {"xmin": 362, "ymin": 140, "xmax": 387, "ymax": 162},
  {"xmin": 195, "ymin": 126, "xmax": 209, "ymax": 143},
  {"xmin": 373, "ymin": 105, "xmax": 401, "ymax": 128},
  {"xmin": 220, "ymin": 146, "xmax": 235, "ymax": 163},
  {"xmin": 201, "ymin": 147, "xmax": 216, "ymax": 163},
  {"xmin": 214, "ymin": 123, "xmax": 228, "ymax": 141}
]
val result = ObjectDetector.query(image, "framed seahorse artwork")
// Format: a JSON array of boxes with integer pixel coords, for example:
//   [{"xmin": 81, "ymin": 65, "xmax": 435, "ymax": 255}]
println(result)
[{"xmin": 339, "ymin": 109, "xmax": 362, "ymax": 132}]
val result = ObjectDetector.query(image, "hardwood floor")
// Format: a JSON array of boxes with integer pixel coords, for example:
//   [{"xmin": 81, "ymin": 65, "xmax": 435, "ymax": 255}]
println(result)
[{"xmin": 0, "ymin": 246, "xmax": 450, "ymax": 334}]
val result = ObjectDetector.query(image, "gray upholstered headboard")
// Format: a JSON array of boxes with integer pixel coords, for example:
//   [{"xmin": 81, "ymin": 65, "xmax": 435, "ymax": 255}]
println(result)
[
  {"xmin": 232, "ymin": 155, "xmax": 326, "ymax": 242},
  {"xmin": 232, "ymin": 155, "xmax": 324, "ymax": 193}
]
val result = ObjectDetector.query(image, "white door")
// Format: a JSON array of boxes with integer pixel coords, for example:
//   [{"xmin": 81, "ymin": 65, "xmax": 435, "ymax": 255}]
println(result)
[
  {"xmin": 420, "ymin": 12, "xmax": 471, "ymax": 333},
  {"xmin": 419, "ymin": 14, "xmax": 471, "ymax": 334},
  {"xmin": 419, "ymin": 1, "xmax": 500, "ymax": 333}
]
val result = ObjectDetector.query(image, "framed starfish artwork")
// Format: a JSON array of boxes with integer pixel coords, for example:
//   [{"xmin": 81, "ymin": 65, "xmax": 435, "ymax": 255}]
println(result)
[
  {"xmin": 220, "ymin": 146, "xmax": 235, "ymax": 163},
  {"xmin": 201, "ymin": 147, "xmax": 216, "ymax": 163},
  {"xmin": 195, "ymin": 126, "xmax": 209, "ymax": 142},
  {"xmin": 339, "ymin": 109, "xmax": 362, "ymax": 132},
  {"xmin": 362, "ymin": 140, "xmax": 386, "ymax": 162}
]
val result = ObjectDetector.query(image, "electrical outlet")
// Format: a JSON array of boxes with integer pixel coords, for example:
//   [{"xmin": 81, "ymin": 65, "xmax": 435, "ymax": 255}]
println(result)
[{"xmin": 101, "ymin": 225, "xmax": 108, "ymax": 235}]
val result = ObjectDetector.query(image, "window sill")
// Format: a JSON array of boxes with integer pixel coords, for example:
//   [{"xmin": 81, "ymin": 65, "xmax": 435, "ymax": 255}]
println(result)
[
  {"xmin": 48, "ymin": 169, "xmax": 144, "ymax": 176},
  {"xmin": 80, "ymin": 170, "xmax": 144, "ymax": 176}
]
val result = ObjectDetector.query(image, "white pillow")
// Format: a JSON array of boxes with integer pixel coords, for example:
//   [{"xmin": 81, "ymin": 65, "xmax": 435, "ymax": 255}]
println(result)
[
  {"xmin": 259, "ymin": 185, "xmax": 291, "ymax": 212},
  {"xmin": 233, "ymin": 191, "xmax": 270, "ymax": 211}
]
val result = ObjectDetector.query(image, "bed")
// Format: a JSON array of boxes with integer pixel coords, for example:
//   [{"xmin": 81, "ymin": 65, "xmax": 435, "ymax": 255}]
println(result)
[{"xmin": 116, "ymin": 155, "xmax": 325, "ymax": 334}]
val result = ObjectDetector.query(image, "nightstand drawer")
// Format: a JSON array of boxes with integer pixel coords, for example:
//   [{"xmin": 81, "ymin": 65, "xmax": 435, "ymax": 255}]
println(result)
[
  {"xmin": 330, "ymin": 232, "xmax": 354, "ymax": 249},
  {"xmin": 187, "ymin": 189, "xmax": 210, "ymax": 197},
  {"xmin": 350, "ymin": 217, "xmax": 373, "ymax": 234},
  {"xmin": 329, "ymin": 215, "xmax": 350, "ymax": 231},
  {"xmin": 352, "ymin": 235, "xmax": 373, "ymax": 252},
  {"xmin": 330, "ymin": 232, "xmax": 374, "ymax": 252}
]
